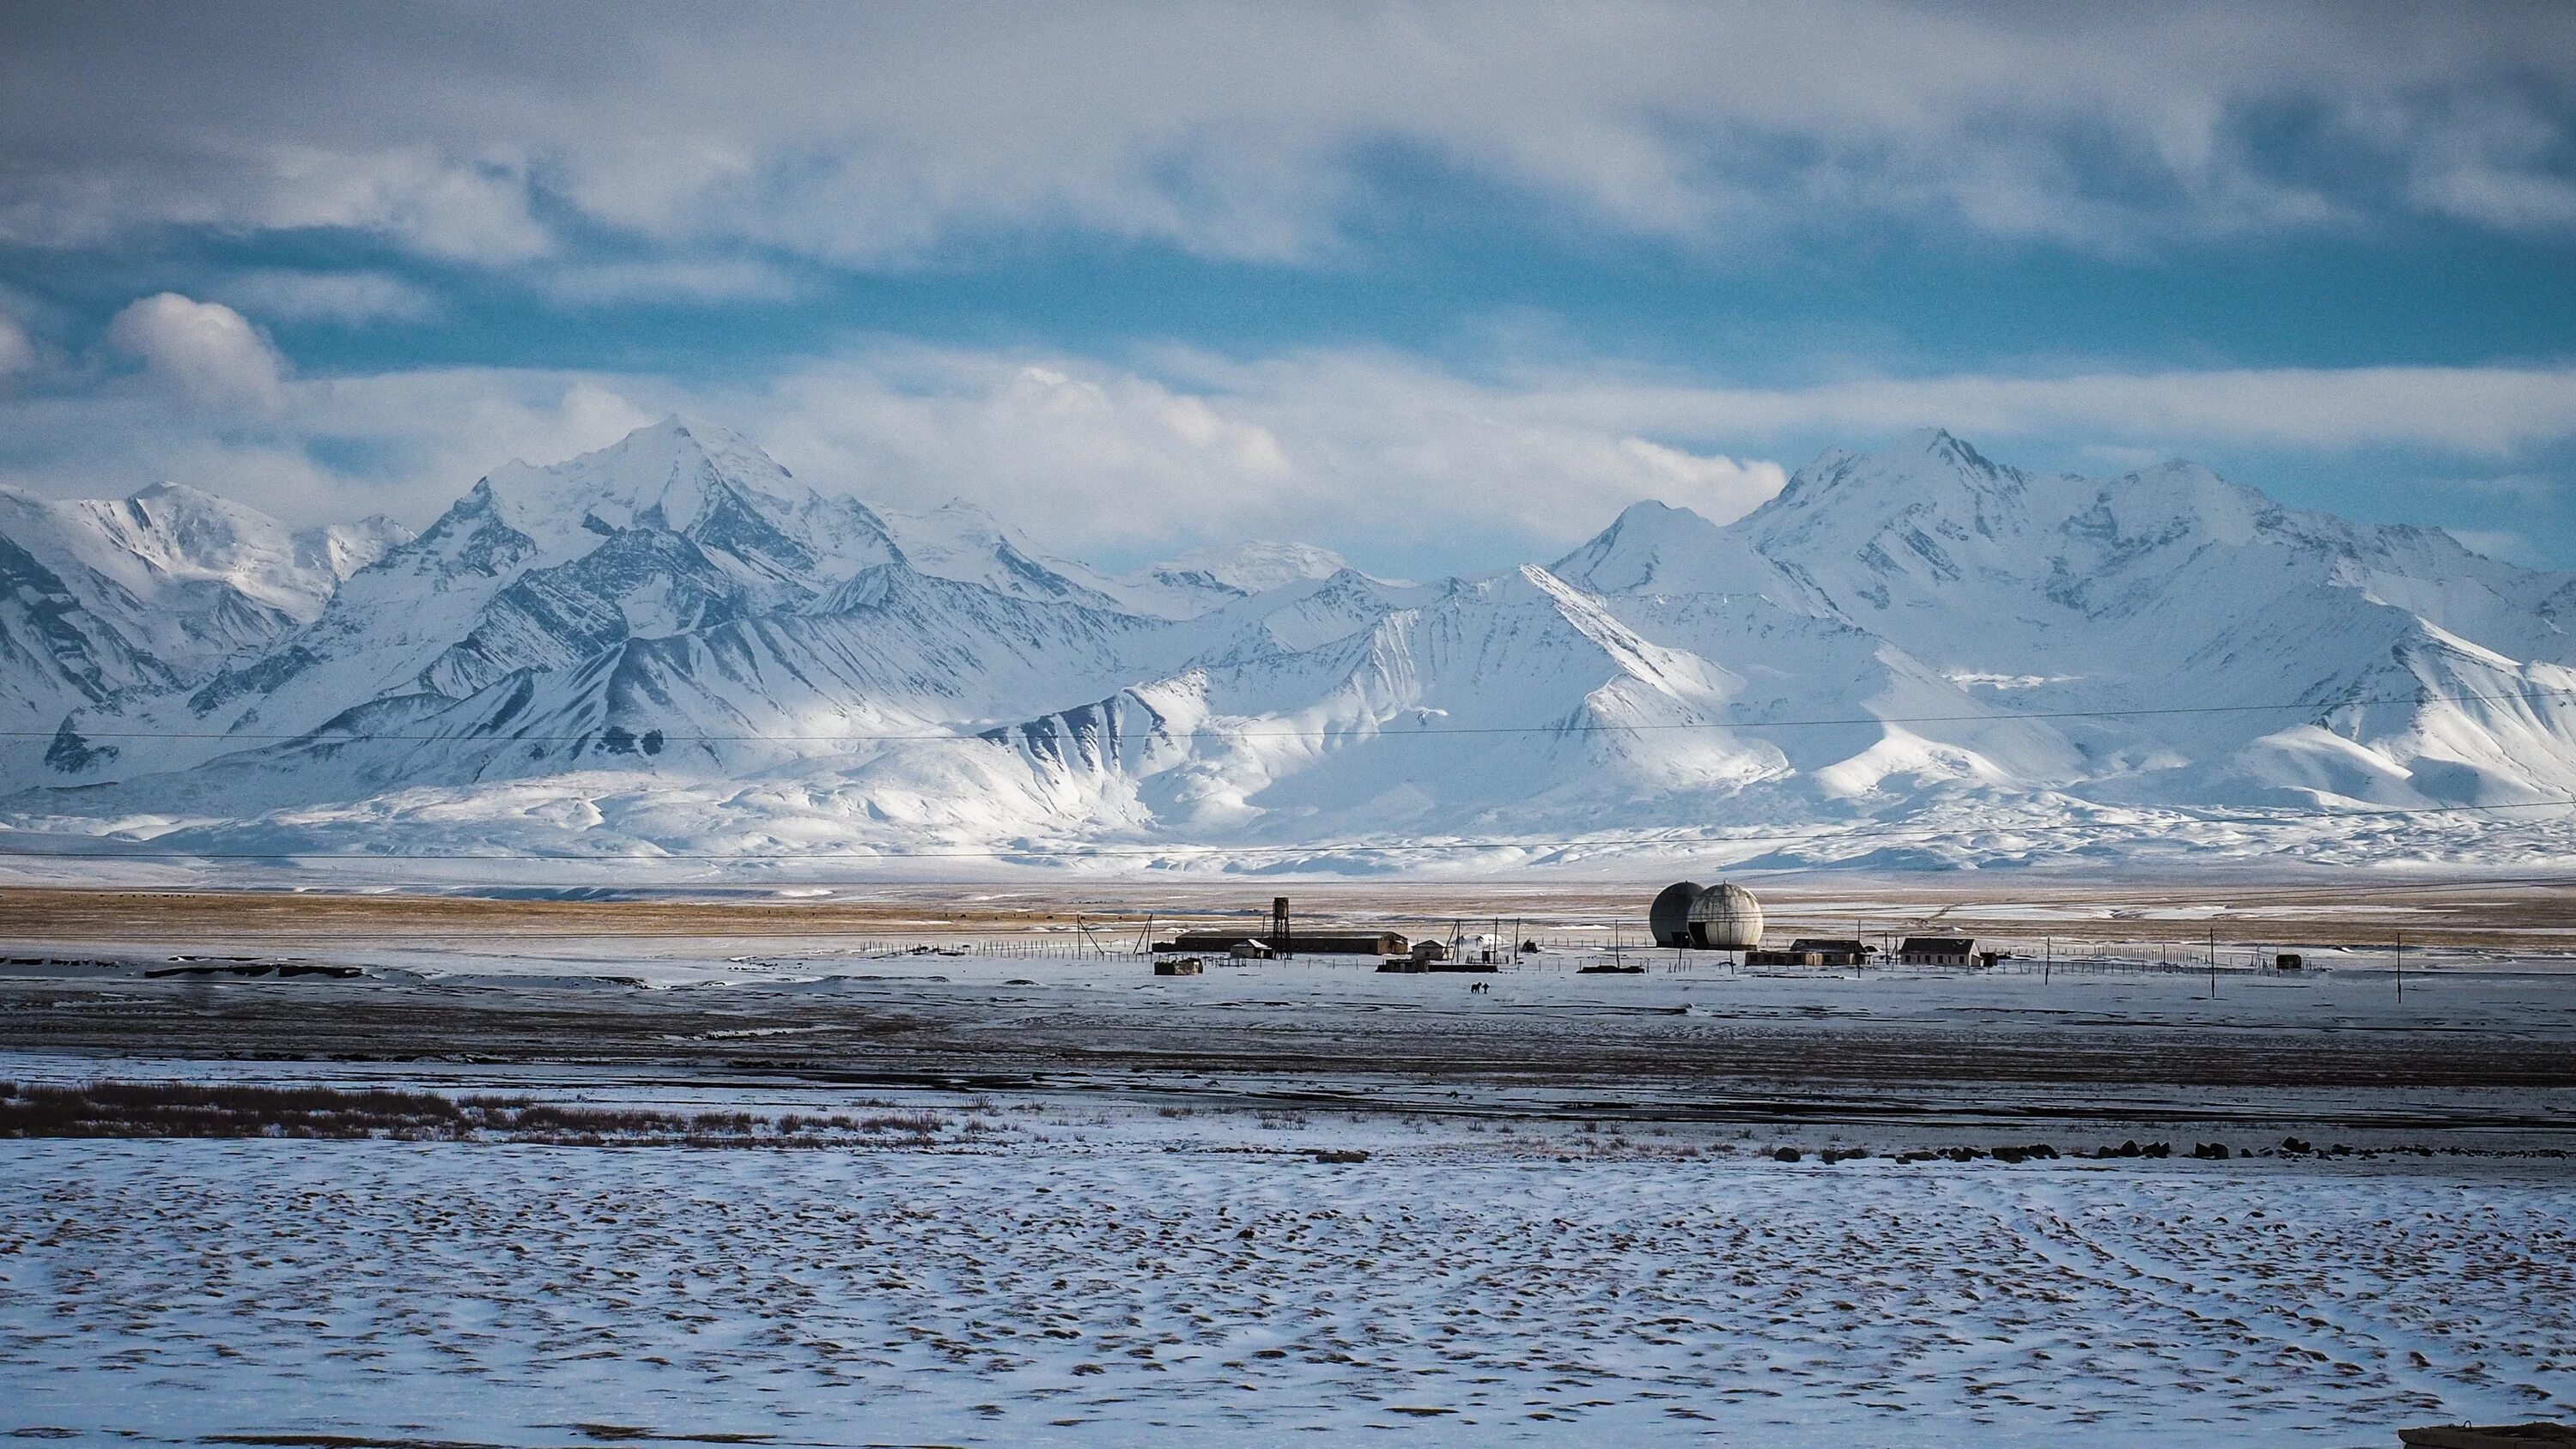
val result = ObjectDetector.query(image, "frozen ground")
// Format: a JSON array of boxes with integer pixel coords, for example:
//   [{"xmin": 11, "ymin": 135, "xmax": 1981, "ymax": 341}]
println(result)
[
  {"xmin": 1, "ymin": 1093, "xmax": 2570, "ymax": 1446},
  {"xmin": 3, "ymin": 881, "xmax": 2571, "ymax": 1446},
  {"xmin": 8, "ymin": 942, "xmax": 2575, "ymax": 1132}
]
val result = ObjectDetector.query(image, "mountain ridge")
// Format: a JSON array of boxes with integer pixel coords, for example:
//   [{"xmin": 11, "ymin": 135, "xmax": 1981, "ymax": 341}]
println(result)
[{"xmin": 6, "ymin": 417, "xmax": 2573, "ymax": 876}]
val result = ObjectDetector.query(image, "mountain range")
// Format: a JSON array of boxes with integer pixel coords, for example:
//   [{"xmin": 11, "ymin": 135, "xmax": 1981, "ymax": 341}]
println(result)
[{"xmin": 5, "ymin": 417, "xmax": 2572, "ymax": 878}]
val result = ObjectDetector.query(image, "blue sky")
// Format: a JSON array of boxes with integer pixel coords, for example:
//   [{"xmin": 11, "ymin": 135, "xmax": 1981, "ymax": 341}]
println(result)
[{"xmin": 1, "ymin": 2, "xmax": 2573, "ymax": 578}]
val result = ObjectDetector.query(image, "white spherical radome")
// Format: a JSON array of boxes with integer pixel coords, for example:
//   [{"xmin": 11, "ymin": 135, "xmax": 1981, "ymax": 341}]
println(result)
[{"xmin": 1686, "ymin": 882, "xmax": 1765, "ymax": 950}]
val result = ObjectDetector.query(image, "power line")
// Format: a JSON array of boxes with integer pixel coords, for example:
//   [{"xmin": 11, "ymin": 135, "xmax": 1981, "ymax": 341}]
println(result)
[
  {"xmin": 7, "ymin": 791, "xmax": 2576, "ymax": 860},
  {"xmin": 19, "ymin": 683, "xmax": 2576, "ymax": 747}
]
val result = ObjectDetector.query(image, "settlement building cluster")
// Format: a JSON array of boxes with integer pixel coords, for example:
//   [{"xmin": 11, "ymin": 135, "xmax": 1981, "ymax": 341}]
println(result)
[
  {"xmin": 1651, "ymin": 882, "xmax": 1987, "ymax": 967},
  {"xmin": 1147, "ymin": 888, "xmax": 1992, "ymax": 973}
]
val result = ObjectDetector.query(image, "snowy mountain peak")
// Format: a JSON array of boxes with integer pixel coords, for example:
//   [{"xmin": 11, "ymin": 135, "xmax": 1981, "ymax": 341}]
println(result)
[
  {"xmin": 472, "ymin": 415, "xmax": 811, "ymax": 561},
  {"xmin": 1771, "ymin": 427, "xmax": 2019, "ymax": 513},
  {"xmin": 295, "ymin": 516, "xmax": 412, "ymax": 579},
  {"xmin": 1550, "ymin": 499, "xmax": 1755, "ymax": 597},
  {"xmin": 1147, "ymin": 540, "xmax": 1348, "ymax": 597},
  {"xmin": 877, "ymin": 499, "xmax": 1127, "ymax": 609},
  {"xmin": 1904, "ymin": 426, "xmax": 2005, "ymax": 476},
  {"xmin": 125, "ymin": 478, "xmax": 216, "ymax": 506}
]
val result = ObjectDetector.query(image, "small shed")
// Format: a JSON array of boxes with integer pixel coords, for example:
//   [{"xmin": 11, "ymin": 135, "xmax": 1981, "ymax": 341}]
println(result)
[
  {"xmin": 1896, "ymin": 936, "xmax": 1975, "ymax": 967},
  {"xmin": 1790, "ymin": 937, "xmax": 1872, "ymax": 966}
]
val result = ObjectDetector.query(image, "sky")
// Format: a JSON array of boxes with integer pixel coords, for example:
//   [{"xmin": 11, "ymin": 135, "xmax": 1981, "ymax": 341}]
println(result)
[{"xmin": 0, "ymin": 0, "xmax": 2573, "ymax": 578}]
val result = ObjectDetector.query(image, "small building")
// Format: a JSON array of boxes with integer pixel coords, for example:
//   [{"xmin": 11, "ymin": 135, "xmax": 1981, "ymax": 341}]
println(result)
[
  {"xmin": 1744, "ymin": 948, "xmax": 1825, "ymax": 967},
  {"xmin": 1790, "ymin": 937, "xmax": 1872, "ymax": 967},
  {"xmin": 1153, "ymin": 957, "xmax": 1204, "ymax": 976},
  {"xmin": 1164, "ymin": 931, "xmax": 1408, "ymax": 957},
  {"xmin": 1896, "ymin": 936, "xmax": 1975, "ymax": 967}
]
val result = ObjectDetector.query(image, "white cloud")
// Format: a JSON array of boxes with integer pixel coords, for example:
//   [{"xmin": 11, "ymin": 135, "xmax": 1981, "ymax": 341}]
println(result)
[
  {"xmin": 723, "ymin": 348, "xmax": 1789, "ymax": 553},
  {"xmin": 3, "ymin": 324, "xmax": 2574, "ymax": 573},
  {"xmin": 0, "ymin": 363, "xmax": 662, "ymax": 527},
  {"xmin": 207, "ymin": 270, "xmax": 439, "ymax": 324},
  {"xmin": 534, "ymin": 258, "xmax": 802, "ymax": 306},
  {"xmin": 717, "ymin": 348, "xmax": 2576, "ymax": 555},
  {"xmin": 0, "ymin": 312, "xmax": 34, "ymax": 379},
  {"xmin": 1535, "ymin": 365, "xmax": 2576, "ymax": 456},
  {"xmin": 0, "ymin": 145, "xmax": 549, "ymax": 267},
  {"xmin": 0, "ymin": 5, "xmax": 2569, "ymax": 265},
  {"xmin": 103, "ymin": 294, "xmax": 287, "ymax": 409}
]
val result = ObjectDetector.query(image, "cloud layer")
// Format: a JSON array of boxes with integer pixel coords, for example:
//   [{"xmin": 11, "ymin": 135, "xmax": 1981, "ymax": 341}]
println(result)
[
  {"xmin": 3, "ymin": 2, "xmax": 2571, "ymax": 270},
  {"xmin": 3, "ymin": 294, "xmax": 2572, "ymax": 573}
]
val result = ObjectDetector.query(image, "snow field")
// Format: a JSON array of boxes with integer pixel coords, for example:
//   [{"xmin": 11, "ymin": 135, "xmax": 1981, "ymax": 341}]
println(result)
[{"xmin": 3, "ymin": 1118, "xmax": 2569, "ymax": 1445}]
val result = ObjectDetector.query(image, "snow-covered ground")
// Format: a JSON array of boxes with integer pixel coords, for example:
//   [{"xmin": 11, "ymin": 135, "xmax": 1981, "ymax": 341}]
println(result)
[
  {"xmin": 5, "ymin": 887, "xmax": 2569, "ymax": 1445},
  {"xmin": 2, "ymin": 1100, "xmax": 2568, "ymax": 1446}
]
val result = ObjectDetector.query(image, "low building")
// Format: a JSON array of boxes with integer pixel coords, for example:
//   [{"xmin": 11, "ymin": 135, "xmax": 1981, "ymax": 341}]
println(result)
[
  {"xmin": 1163, "ymin": 931, "xmax": 1409, "ymax": 957},
  {"xmin": 1790, "ymin": 937, "xmax": 1872, "ymax": 966},
  {"xmin": 1744, "ymin": 948, "xmax": 1825, "ymax": 967},
  {"xmin": 1896, "ymin": 936, "xmax": 1976, "ymax": 966}
]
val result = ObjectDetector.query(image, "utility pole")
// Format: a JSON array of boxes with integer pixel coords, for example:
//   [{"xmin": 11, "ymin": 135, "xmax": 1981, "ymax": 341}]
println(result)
[
  {"xmin": 2044, "ymin": 936, "xmax": 2050, "ymax": 985},
  {"xmin": 2396, "ymin": 930, "xmax": 2404, "ymax": 1002},
  {"xmin": 2208, "ymin": 925, "xmax": 2217, "ymax": 999}
]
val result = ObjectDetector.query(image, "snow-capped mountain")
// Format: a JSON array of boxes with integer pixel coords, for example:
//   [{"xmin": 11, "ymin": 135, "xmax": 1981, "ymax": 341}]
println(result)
[
  {"xmin": 0, "ymin": 482, "xmax": 407, "ymax": 761},
  {"xmin": 9, "ymin": 420, "xmax": 2574, "ymax": 876}
]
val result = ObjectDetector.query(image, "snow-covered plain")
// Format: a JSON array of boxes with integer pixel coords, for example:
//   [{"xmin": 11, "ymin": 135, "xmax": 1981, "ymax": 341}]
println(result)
[
  {"xmin": 4, "ymin": 916, "xmax": 2571, "ymax": 1446},
  {"xmin": 3, "ymin": 1105, "xmax": 2569, "ymax": 1446}
]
